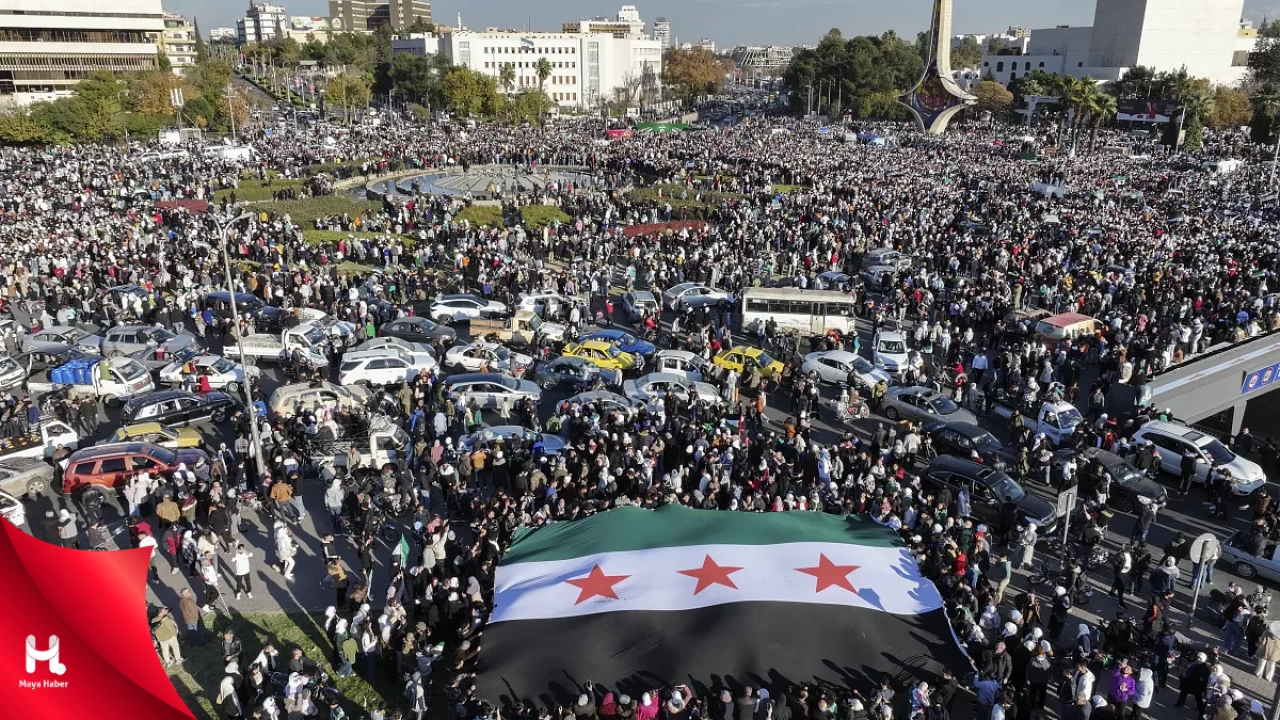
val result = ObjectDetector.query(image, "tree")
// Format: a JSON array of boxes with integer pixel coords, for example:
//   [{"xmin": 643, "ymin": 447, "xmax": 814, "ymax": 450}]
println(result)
[
  {"xmin": 1209, "ymin": 85, "xmax": 1251, "ymax": 128},
  {"xmin": 326, "ymin": 71, "xmax": 373, "ymax": 124},
  {"xmin": 662, "ymin": 47, "xmax": 727, "ymax": 101},
  {"xmin": 157, "ymin": 53, "xmax": 172, "ymax": 73},
  {"xmin": 499, "ymin": 62, "xmax": 516, "ymax": 95},
  {"xmin": 130, "ymin": 70, "xmax": 186, "ymax": 116},
  {"xmin": 439, "ymin": 67, "xmax": 501, "ymax": 117},
  {"xmin": 1089, "ymin": 93, "xmax": 1117, "ymax": 150},
  {"xmin": 509, "ymin": 90, "xmax": 553, "ymax": 125},
  {"xmin": 193, "ymin": 17, "xmax": 208, "ymax": 64},
  {"xmin": 950, "ymin": 37, "xmax": 984, "ymax": 69},
  {"xmin": 390, "ymin": 52, "xmax": 445, "ymax": 107},
  {"xmin": 973, "ymin": 80, "xmax": 1014, "ymax": 116},
  {"xmin": 0, "ymin": 109, "xmax": 52, "ymax": 144},
  {"xmin": 405, "ymin": 18, "xmax": 434, "ymax": 34},
  {"xmin": 1114, "ymin": 65, "xmax": 1157, "ymax": 98}
]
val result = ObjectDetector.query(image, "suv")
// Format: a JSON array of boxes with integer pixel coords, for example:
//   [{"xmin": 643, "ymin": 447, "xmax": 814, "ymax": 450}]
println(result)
[
  {"xmin": 1131, "ymin": 420, "xmax": 1265, "ymax": 495},
  {"xmin": 83, "ymin": 325, "xmax": 196, "ymax": 358},
  {"xmin": 62, "ymin": 443, "xmax": 209, "ymax": 499},
  {"xmin": 919, "ymin": 456, "xmax": 1058, "ymax": 534},
  {"xmin": 338, "ymin": 348, "xmax": 438, "ymax": 387}
]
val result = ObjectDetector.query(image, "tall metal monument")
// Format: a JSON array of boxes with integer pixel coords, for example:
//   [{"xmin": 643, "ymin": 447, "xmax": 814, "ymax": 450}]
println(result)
[{"xmin": 898, "ymin": 0, "xmax": 976, "ymax": 134}]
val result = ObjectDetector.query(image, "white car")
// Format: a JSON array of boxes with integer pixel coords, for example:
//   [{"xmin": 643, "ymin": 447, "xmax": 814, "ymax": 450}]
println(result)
[
  {"xmin": 872, "ymin": 330, "xmax": 923, "ymax": 380},
  {"xmin": 622, "ymin": 372, "xmax": 722, "ymax": 408},
  {"xmin": 1132, "ymin": 420, "xmax": 1266, "ymax": 495},
  {"xmin": 0, "ymin": 489, "xmax": 25, "ymax": 528},
  {"xmin": 338, "ymin": 348, "xmax": 438, "ymax": 387},
  {"xmin": 517, "ymin": 292, "xmax": 583, "ymax": 320},
  {"xmin": 650, "ymin": 349, "xmax": 706, "ymax": 382},
  {"xmin": 661, "ymin": 283, "xmax": 734, "ymax": 311},
  {"xmin": 351, "ymin": 337, "xmax": 437, "ymax": 359},
  {"xmin": 158, "ymin": 354, "xmax": 260, "ymax": 393},
  {"xmin": 429, "ymin": 294, "xmax": 509, "ymax": 324},
  {"xmin": 444, "ymin": 341, "xmax": 534, "ymax": 377},
  {"xmin": 801, "ymin": 349, "xmax": 890, "ymax": 390}
]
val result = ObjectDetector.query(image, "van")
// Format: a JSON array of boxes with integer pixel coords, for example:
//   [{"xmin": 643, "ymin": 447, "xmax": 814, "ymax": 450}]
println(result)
[{"xmin": 1034, "ymin": 313, "xmax": 1102, "ymax": 346}]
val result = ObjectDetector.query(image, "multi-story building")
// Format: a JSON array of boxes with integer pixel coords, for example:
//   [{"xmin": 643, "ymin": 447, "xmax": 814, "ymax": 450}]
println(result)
[
  {"xmin": 157, "ymin": 12, "xmax": 197, "ymax": 74},
  {"xmin": 405, "ymin": 30, "xmax": 662, "ymax": 109},
  {"xmin": 653, "ymin": 17, "xmax": 670, "ymax": 49},
  {"xmin": 980, "ymin": 0, "xmax": 1252, "ymax": 86},
  {"xmin": 562, "ymin": 5, "xmax": 645, "ymax": 39},
  {"xmin": 696, "ymin": 38, "xmax": 716, "ymax": 53},
  {"xmin": 0, "ymin": 0, "xmax": 164, "ymax": 107},
  {"xmin": 388, "ymin": 0, "xmax": 431, "ymax": 30},
  {"xmin": 237, "ymin": 1, "xmax": 289, "ymax": 45},
  {"xmin": 729, "ymin": 45, "xmax": 797, "ymax": 76},
  {"xmin": 210, "ymin": 28, "xmax": 238, "ymax": 43}
]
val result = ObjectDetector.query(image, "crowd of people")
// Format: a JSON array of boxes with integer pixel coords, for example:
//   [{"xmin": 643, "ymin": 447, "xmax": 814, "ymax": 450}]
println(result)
[{"xmin": 4, "ymin": 98, "xmax": 1280, "ymax": 720}]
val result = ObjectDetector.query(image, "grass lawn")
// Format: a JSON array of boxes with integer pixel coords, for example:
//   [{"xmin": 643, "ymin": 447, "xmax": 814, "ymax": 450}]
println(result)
[
  {"xmin": 259, "ymin": 196, "xmax": 383, "ymax": 227},
  {"xmin": 520, "ymin": 204, "xmax": 571, "ymax": 229},
  {"xmin": 167, "ymin": 611, "xmax": 396, "ymax": 720},
  {"xmin": 454, "ymin": 204, "xmax": 504, "ymax": 228},
  {"xmin": 214, "ymin": 178, "xmax": 308, "ymax": 203}
]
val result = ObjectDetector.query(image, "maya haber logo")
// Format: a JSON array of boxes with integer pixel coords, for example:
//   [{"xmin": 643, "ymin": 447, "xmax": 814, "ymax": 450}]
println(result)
[{"xmin": 20, "ymin": 634, "xmax": 68, "ymax": 690}]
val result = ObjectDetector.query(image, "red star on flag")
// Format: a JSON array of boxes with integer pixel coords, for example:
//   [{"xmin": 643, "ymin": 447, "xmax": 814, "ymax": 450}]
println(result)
[
  {"xmin": 677, "ymin": 554, "xmax": 744, "ymax": 595},
  {"xmin": 796, "ymin": 553, "xmax": 860, "ymax": 594},
  {"xmin": 565, "ymin": 564, "xmax": 630, "ymax": 605}
]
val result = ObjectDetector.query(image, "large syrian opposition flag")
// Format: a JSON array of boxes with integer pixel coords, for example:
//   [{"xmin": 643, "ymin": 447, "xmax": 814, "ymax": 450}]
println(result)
[{"xmin": 475, "ymin": 505, "xmax": 970, "ymax": 705}]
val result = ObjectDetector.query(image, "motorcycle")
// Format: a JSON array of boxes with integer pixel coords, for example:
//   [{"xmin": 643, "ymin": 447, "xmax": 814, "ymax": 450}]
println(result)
[{"xmin": 832, "ymin": 383, "xmax": 872, "ymax": 421}]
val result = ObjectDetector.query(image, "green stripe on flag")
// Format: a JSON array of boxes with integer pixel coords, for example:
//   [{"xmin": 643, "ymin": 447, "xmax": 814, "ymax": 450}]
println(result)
[
  {"xmin": 395, "ymin": 533, "xmax": 410, "ymax": 559},
  {"xmin": 501, "ymin": 505, "xmax": 903, "ymax": 565}
]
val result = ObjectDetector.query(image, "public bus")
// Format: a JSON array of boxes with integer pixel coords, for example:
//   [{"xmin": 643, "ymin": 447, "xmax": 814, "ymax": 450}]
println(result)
[{"xmin": 741, "ymin": 287, "xmax": 858, "ymax": 335}]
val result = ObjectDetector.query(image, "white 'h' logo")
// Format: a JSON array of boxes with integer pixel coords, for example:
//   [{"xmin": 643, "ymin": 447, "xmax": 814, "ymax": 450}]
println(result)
[{"xmin": 26, "ymin": 635, "xmax": 66, "ymax": 675}]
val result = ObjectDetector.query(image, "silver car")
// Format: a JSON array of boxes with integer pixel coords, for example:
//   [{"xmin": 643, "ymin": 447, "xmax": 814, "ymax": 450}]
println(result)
[
  {"xmin": 801, "ymin": 350, "xmax": 889, "ymax": 390},
  {"xmin": 881, "ymin": 386, "xmax": 978, "ymax": 425},
  {"xmin": 442, "ymin": 373, "xmax": 541, "ymax": 409},
  {"xmin": 622, "ymin": 372, "xmax": 722, "ymax": 408},
  {"xmin": 0, "ymin": 456, "xmax": 54, "ymax": 497},
  {"xmin": 558, "ymin": 390, "xmax": 644, "ymax": 418},
  {"xmin": 82, "ymin": 325, "xmax": 196, "ymax": 358},
  {"xmin": 20, "ymin": 325, "xmax": 94, "ymax": 352}
]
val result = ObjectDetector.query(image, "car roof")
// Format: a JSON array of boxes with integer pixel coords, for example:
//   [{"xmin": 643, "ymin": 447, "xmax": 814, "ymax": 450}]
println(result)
[
  {"xmin": 123, "ymin": 390, "xmax": 190, "ymax": 409},
  {"xmin": 876, "ymin": 330, "xmax": 906, "ymax": 340},
  {"xmin": 928, "ymin": 454, "xmax": 999, "ymax": 478},
  {"xmin": 438, "ymin": 294, "xmax": 480, "ymax": 302},
  {"xmin": 344, "ymin": 349, "xmax": 408, "ymax": 361},
  {"xmin": 444, "ymin": 372, "xmax": 509, "ymax": 384},
  {"xmin": 1138, "ymin": 420, "xmax": 1209, "ymax": 444},
  {"xmin": 813, "ymin": 349, "xmax": 860, "ymax": 363},
  {"xmin": 69, "ymin": 442, "xmax": 154, "ymax": 460},
  {"xmin": 628, "ymin": 291, "xmax": 657, "ymax": 300},
  {"xmin": 576, "ymin": 340, "xmax": 615, "ymax": 350},
  {"xmin": 552, "ymin": 355, "xmax": 590, "ymax": 365},
  {"xmin": 657, "ymin": 349, "xmax": 699, "ymax": 360},
  {"xmin": 120, "ymin": 422, "xmax": 167, "ymax": 433},
  {"xmin": 931, "ymin": 421, "xmax": 989, "ymax": 438},
  {"xmin": 640, "ymin": 372, "xmax": 688, "ymax": 384}
]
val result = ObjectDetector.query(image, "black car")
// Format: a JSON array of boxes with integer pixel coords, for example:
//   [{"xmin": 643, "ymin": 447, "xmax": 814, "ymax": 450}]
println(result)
[
  {"xmin": 922, "ymin": 419, "xmax": 1009, "ymax": 465},
  {"xmin": 920, "ymin": 456, "xmax": 1058, "ymax": 534},
  {"xmin": 532, "ymin": 356, "xmax": 619, "ymax": 390},
  {"xmin": 121, "ymin": 390, "xmax": 239, "ymax": 426},
  {"xmin": 379, "ymin": 316, "xmax": 458, "ymax": 344},
  {"xmin": 206, "ymin": 291, "xmax": 283, "ymax": 330},
  {"xmin": 1053, "ymin": 447, "xmax": 1167, "ymax": 512}
]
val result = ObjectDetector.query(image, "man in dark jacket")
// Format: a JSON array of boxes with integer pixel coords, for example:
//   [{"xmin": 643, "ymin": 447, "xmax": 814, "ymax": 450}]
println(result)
[
  {"xmin": 1176, "ymin": 654, "xmax": 1212, "ymax": 715},
  {"xmin": 987, "ymin": 641, "xmax": 1013, "ymax": 684},
  {"xmin": 930, "ymin": 671, "xmax": 958, "ymax": 713}
]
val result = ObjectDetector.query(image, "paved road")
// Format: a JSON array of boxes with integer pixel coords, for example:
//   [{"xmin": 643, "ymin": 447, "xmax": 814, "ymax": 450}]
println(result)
[{"xmin": 14, "ymin": 307, "xmax": 1280, "ymax": 718}]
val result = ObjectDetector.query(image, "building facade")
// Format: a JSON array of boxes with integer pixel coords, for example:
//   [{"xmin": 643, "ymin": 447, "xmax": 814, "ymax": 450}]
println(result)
[
  {"xmin": 388, "ymin": 0, "xmax": 431, "ymax": 30},
  {"xmin": 730, "ymin": 45, "xmax": 797, "ymax": 76},
  {"xmin": 408, "ymin": 30, "xmax": 662, "ymax": 109},
  {"xmin": 210, "ymin": 28, "xmax": 237, "ymax": 43},
  {"xmin": 158, "ymin": 12, "xmax": 197, "ymax": 74},
  {"xmin": 980, "ymin": 0, "xmax": 1251, "ymax": 86},
  {"xmin": 562, "ymin": 5, "xmax": 646, "ymax": 38},
  {"xmin": 330, "ymin": 0, "xmax": 430, "ymax": 32},
  {"xmin": 236, "ymin": 1, "xmax": 288, "ymax": 45},
  {"xmin": 653, "ymin": 17, "xmax": 670, "ymax": 49},
  {"xmin": 0, "ymin": 0, "xmax": 163, "ymax": 107}
]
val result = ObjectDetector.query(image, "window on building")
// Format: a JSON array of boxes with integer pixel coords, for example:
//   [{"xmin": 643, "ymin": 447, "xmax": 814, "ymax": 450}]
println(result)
[
  {"xmin": 1039, "ymin": 62, "xmax": 1044, "ymax": 68},
  {"xmin": 983, "ymin": 61, "xmax": 989, "ymax": 67},
  {"xmin": 1024, "ymin": 62, "xmax": 1030, "ymax": 70},
  {"xmin": 1009, "ymin": 71, "xmax": 1016, "ymax": 80},
  {"xmin": 996, "ymin": 61, "xmax": 1004, "ymax": 71},
  {"xmin": 1078, "ymin": 61, "xmax": 1083, "ymax": 67}
]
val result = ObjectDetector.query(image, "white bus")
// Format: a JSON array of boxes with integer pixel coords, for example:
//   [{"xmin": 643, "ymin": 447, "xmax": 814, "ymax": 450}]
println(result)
[{"xmin": 741, "ymin": 287, "xmax": 858, "ymax": 335}]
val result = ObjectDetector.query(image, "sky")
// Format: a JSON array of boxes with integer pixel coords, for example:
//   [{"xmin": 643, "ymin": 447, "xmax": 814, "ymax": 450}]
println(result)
[{"xmin": 176, "ymin": 0, "xmax": 1276, "ymax": 48}]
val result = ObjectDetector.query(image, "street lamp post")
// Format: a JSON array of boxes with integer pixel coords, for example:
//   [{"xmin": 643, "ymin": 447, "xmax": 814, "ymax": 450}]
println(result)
[{"xmin": 214, "ymin": 211, "xmax": 269, "ymax": 481}]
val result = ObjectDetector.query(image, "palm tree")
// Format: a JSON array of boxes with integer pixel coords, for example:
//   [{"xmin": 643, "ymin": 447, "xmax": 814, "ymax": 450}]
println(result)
[
  {"xmin": 499, "ymin": 62, "xmax": 516, "ymax": 95},
  {"xmin": 1089, "ymin": 94, "xmax": 1117, "ymax": 151},
  {"xmin": 535, "ymin": 57, "xmax": 553, "ymax": 125}
]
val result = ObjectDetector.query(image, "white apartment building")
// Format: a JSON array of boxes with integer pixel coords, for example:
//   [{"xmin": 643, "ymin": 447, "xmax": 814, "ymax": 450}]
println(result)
[
  {"xmin": 159, "ymin": 12, "xmax": 197, "ymax": 74},
  {"xmin": 0, "ymin": 0, "xmax": 164, "ymax": 107},
  {"xmin": 237, "ymin": 2, "xmax": 289, "ymax": 45},
  {"xmin": 562, "ymin": 5, "xmax": 645, "ymax": 39},
  {"xmin": 433, "ymin": 30, "xmax": 663, "ymax": 109},
  {"xmin": 980, "ymin": 0, "xmax": 1252, "ymax": 87},
  {"xmin": 653, "ymin": 17, "xmax": 671, "ymax": 49},
  {"xmin": 210, "ymin": 28, "xmax": 238, "ymax": 43}
]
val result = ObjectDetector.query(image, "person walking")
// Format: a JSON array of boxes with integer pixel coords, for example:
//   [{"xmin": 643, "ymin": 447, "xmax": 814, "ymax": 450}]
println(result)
[
  {"xmin": 1256, "ymin": 625, "xmax": 1280, "ymax": 681},
  {"xmin": 405, "ymin": 671, "xmax": 428, "ymax": 720},
  {"xmin": 1109, "ymin": 545, "xmax": 1133, "ymax": 609},
  {"xmin": 231, "ymin": 544, "xmax": 254, "ymax": 600},
  {"xmin": 274, "ymin": 521, "xmax": 297, "ymax": 580},
  {"xmin": 152, "ymin": 607, "xmax": 183, "ymax": 667},
  {"xmin": 200, "ymin": 554, "xmax": 224, "ymax": 613},
  {"xmin": 179, "ymin": 588, "xmax": 203, "ymax": 645},
  {"xmin": 1180, "ymin": 448, "xmax": 1200, "ymax": 494}
]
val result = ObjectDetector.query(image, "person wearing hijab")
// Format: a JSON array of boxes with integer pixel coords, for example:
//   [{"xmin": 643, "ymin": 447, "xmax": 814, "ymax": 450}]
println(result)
[{"xmin": 56, "ymin": 508, "xmax": 78, "ymax": 548}]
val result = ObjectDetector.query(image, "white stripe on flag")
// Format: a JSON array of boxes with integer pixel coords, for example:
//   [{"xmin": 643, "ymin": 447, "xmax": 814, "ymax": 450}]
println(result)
[{"xmin": 490, "ymin": 542, "xmax": 942, "ymax": 623}]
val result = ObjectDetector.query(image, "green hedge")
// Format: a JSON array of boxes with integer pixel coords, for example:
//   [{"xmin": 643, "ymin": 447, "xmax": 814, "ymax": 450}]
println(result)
[
  {"xmin": 520, "ymin": 204, "xmax": 571, "ymax": 229},
  {"xmin": 214, "ymin": 177, "xmax": 306, "ymax": 203},
  {"xmin": 454, "ymin": 204, "xmax": 504, "ymax": 227},
  {"xmin": 259, "ymin": 196, "xmax": 382, "ymax": 226}
]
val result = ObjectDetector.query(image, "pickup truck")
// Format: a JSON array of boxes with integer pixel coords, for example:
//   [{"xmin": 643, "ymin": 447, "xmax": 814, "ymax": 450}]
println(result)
[
  {"xmin": 28, "ymin": 357, "xmax": 156, "ymax": 407},
  {"xmin": 223, "ymin": 323, "xmax": 331, "ymax": 367},
  {"xmin": 470, "ymin": 310, "xmax": 568, "ymax": 347},
  {"xmin": 324, "ymin": 417, "xmax": 412, "ymax": 474},
  {"xmin": 990, "ymin": 399, "xmax": 1084, "ymax": 446},
  {"xmin": 0, "ymin": 420, "xmax": 80, "ymax": 463}
]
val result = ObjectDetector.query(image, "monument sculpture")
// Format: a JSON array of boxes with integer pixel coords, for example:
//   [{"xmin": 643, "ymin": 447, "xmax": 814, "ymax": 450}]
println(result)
[{"xmin": 898, "ymin": 0, "xmax": 977, "ymax": 134}]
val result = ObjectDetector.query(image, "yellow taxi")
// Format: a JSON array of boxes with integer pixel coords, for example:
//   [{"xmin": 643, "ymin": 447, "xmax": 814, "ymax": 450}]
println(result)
[
  {"xmin": 714, "ymin": 346, "xmax": 783, "ymax": 378},
  {"xmin": 109, "ymin": 422, "xmax": 203, "ymax": 449},
  {"xmin": 562, "ymin": 340, "xmax": 637, "ymax": 371}
]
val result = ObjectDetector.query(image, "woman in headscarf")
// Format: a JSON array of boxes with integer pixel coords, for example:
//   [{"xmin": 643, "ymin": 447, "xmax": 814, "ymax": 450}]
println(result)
[
  {"xmin": 216, "ymin": 671, "xmax": 244, "ymax": 719},
  {"xmin": 1076, "ymin": 623, "xmax": 1093, "ymax": 660}
]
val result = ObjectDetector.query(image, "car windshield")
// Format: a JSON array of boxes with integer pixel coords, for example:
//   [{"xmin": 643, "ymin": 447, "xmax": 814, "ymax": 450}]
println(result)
[
  {"xmin": 493, "ymin": 346, "xmax": 513, "ymax": 361},
  {"xmin": 927, "ymin": 395, "xmax": 961, "ymax": 415},
  {"xmin": 755, "ymin": 351, "xmax": 775, "ymax": 367},
  {"xmin": 1203, "ymin": 439, "xmax": 1235, "ymax": 465},
  {"xmin": 526, "ymin": 314, "xmax": 543, "ymax": 330},
  {"xmin": 148, "ymin": 446, "xmax": 177, "ymax": 465},
  {"xmin": 115, "ymin": 361, "xmax": 147, "ymax": 381},
  {"xmin": 878, "ymin": 339, "xmax": 906, "ymax": 354},
  {"xmin": 1058, "ymin": 407, "xmax": 1084, "ymax": 427},
  {"xmin": 498, "ymin": 376, "xmax": 521, "ymax": 391},
  {"xmin": 0, "ymin": 357, "xmax": 18, "ymax": 373},
  {"xmin": 991, "ymin": 476, "xmax": 1027, "ymax": 502},
  {"xmin": 972, "ymin": 431, "xmax": 1001, "ymax": 450},
  {"xmin": 853, "ymin": 357, "xmax": 875, "ymax": 373},
  {"xmin": 143, "ymin": 327, "xmax": 176, "ymax": 343},
  {"xmin": 605, "ymin": 345, "xmax": 623, "ymax": 358},
  {"xmin": 211, "ymin": 358, "xmax": 236, "ymax": 374},
  {"xmin": 302, "ymin": 327, "xmax": 326, "ymax": 346},
  {"xmin": 615, "ymin": 332, "xmax": 638, "ymax": 345}
]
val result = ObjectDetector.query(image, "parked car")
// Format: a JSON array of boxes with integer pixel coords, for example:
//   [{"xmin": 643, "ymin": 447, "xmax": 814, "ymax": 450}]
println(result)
[
  {"xmin": 61, "ymin": 442, "xmax": 210, "ymax": 500},
  {"xmin": 919, "ymin": 455, "xmax": 1058, "ymax": 534},
  {"xmin": 562, "ymin": 340, "xmax": 638, "ymax": 372},
  {"xmin": 712, "ymin": 346, "xmax": 783, "ymax": 378},
  {"xmin": 338, "ymin": 348, "xmax": 438, "ymax": 387},
  {"xmin": 459, "ymin": 426, "xmax": 566, "ymax": 455},
  {"xmin": 532, "ymin": 356, "xmax": 617, "ymax": 390},
  {"xmin": 0, "ymin": 456, "xmax": 54, "ymax": 497},
  {"xmin": 1052, "ymin": 447, "xmax": 1167, "ymax": 511},
  {"xmin": 429, "ymin": 294, "xmax": 510, "ymax": 324},
  {"xmin": 205, "ymin": 291, "xmax": 284, "ymax": 330},
  {"xmin": 0, "ymin": 355, "xmax": 24, "ymax": 390},
  {"xmin": 120, "ymin": 390, "xmax": 240, "ymax": 426},
  {"xmin": 622, "ymin": 373, "xmax": 722, "ymax": 409},
  {"xmin": 871, "ymin": 329, "xmax": 923, "ymax": 380},
  {"xmin": 815, "ymin": 271, "xmax": 852, "ymax": 290},
  {"xmin": 269, "ymin": 382, "xmax": 371, "ymax": 417},
  {"xmin": 557, "ymin": 390, "xmax": 643, "ymax": 418},
  {"xmin": 1223, "ymin": 529, "xmax": 1280, "ymax": 582},
  {"xmin": 1131, "ymin": 420, "xmax": 1266, "ymax": 495},
  {"xmin": 378, "ymin": 316, "xmax": 457, "ymax": 344},
  {"xmin": 650, "ymin": 349, "xmax": 706, "ymax": 381},
  {"xmin": 81, "ymin": 324, "xmax": 196, "ymax": 359},
  {"xmin": 443, "ymin": 341, "xmax": 534, "ymax": 376},
  {"xmin": 581, "ymin": 329, "xmax": 657, "ymax": 359},
  {"xmin": 351, "ymin": 337, "xmax": 437, "ymax": 359},
  {"xmin": 922, "ymin": 419, "xmax": 1008, "ymax": 465},
  {"xmin": 0, "ymin": 489, "xmax": 24, "ymax": 528},
  {"xmin": 107, "ymin": 422, "xmax": 203, "ymax": 449},
  {"xmin": 441, "ymin": 373, "xmax": 541, "ymax": 409},
  {"xmin": 19, "ymin": 325, "xmax": 94, "ymax": 352},
  {"xmin": 12, "ymin": 345, "xmax": 91, "ymax": 376},
  {"xmin": 621, "ymin": 291, "xmax": 660, "ymax": 321},
  {"xmin": 881, "ymin": 386, "xmax": 977, "ymax": 425},
  {"xmin": 801, "ymin": 350, "xmax": 889, "ymax": 390},
  {"xmin": 158, "ymin": 354, "xmax": 259, "ymax": 393},
  {"xmin": 661, "ymin": 283, "xmax": 734, "ymax": 311}
]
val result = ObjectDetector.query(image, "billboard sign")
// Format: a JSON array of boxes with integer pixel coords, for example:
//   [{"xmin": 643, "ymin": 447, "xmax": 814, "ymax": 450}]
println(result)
[
  {"xmin": 1116, "ymin": 98, "xmax": 1177, "ymax": 123},
  {"xmin": 290, "ymin": 16, "xmax": 330, "ymax": 32}
]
